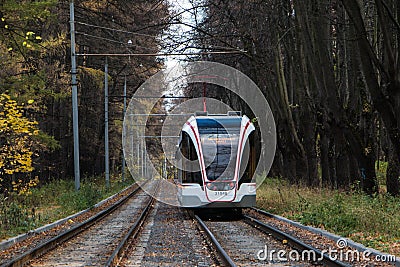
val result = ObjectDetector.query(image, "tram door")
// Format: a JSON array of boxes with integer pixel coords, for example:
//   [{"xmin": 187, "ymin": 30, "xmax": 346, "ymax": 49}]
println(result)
[{"xmin": 179, "ymin": 132, "xmax": 202, "ymax": 186}]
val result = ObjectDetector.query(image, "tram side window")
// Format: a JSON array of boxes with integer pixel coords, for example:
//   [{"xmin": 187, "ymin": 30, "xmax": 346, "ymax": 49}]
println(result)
[
  {"xmin": 178, "ymin": 134, "xmax": 188, "ymax": 183},
  {"xmin": 181, "ymin": 133, "xmax": 202, "ymax": 185}
]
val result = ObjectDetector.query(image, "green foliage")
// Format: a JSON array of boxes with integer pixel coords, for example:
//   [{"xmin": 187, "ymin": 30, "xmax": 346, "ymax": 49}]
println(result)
[
  {"xmin": 0, "ymin": 195, "xmax": 36, "ymax": 237},
  {"xmin": 1, "ymin": 0, "xmax": 68, "ymax": 181},
  {"xmin": 57, "ymin": 182, "xmax": 103, "ymax": 213},
  {"xmin": 293, "ymin": 194, "xmax": 358, "ymax": 236},
  {"xmin": 80, "ymin": 67, "xmax": 107, "ymax": 90},
  {"xmin": 1, "ymin": 0, "xmax": 57, "ymax": 48},
  {"xmin": 33, "ymin": 130, "xmax": 61, "ymax": 152},
  {"xmin": 3, "ymin": 0, "xmax": 57, "ymax": 19},
  {"xmin": 0, "ymin": 0, "xmax": 60, "ymax": 98}
]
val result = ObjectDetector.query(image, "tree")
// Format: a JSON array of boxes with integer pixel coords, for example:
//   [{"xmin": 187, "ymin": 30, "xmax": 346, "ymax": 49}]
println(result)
[
  {"xmin": 1, "ymin": 0, "xmax": 169, "ymax": 181},
  {"xmin": 193, "ymin": 0, "xmax": 393, "ymax": 194},
  {"xmin": 0, "ymin": 93, "xmax": 40, "ymax": 194},
  {"xmin": 340, "ymin": 0, "xmax": 400, "ymax": 195}
]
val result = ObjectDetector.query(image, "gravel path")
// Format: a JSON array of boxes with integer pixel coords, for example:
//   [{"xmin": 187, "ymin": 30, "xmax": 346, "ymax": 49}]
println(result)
[{"xmin": 121, "ymin": 187, "xmax": 215, "ymax": 267}]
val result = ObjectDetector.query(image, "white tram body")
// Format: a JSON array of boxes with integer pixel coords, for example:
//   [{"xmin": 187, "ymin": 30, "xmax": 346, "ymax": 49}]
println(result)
[{"xmin": 176, "ymin": 111, "xmax": 257, "ymax": 208}]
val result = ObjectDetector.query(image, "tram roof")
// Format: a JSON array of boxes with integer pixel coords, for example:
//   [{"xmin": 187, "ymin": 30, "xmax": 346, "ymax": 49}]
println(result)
[{"xmin": 195, "ymin": 116, "xmax": 242, "ymax": 129}]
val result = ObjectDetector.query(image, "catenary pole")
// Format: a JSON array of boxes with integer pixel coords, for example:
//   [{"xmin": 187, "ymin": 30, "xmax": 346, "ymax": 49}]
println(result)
[
  {"xmin": 121, "ymin": 76, "xmax": 127, "ymax": 182},
  {"xmin": 104, "ymin": 58, "xmax": 110, "ymax": 188},
  {"xmin": 70, "ymin": 1, "xmax": 80, "ymax": 191}
]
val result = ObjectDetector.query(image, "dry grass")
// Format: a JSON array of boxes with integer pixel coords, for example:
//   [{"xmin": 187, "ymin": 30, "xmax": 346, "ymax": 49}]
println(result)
[
  {"xmin": 256, "ymin": 178, "xmax": 400, "ymax": 256},
  {"xmin": 0, "ymin": 175, "xmax": 134, "ymax": 240}
]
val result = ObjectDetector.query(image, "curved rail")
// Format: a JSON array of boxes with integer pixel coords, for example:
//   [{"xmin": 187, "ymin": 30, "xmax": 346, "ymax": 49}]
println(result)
[
  {"xmin": 105, "ymin": 181, "xmax": 159, "ymax": 266},
  {"xmin": 1, "ymin": 183, "xmax": 142, "ymax": 267},
  {"xmin": 194, "ymin": 214, "xmax": 237, "ymax": 267},
  {"xmin": 243, "ymin": 214, "xmax": 352, "ymax": 267}
]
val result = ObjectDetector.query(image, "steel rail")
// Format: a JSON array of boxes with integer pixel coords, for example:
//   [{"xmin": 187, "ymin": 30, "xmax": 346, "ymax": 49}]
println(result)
[
  {"xmin": 1, "ymin": 183, "xmax": 143, "ymax": 267},
  {"xmin": 194, "ymin": 215, "xmax": 237, "ymax": 267},
  {"xmin": 242, "ymin": 215, "xmax": 352, "ymax": 267},
  {"xmin": 105, "ymin": 181, "xmax": 159, "ymax": 266},
  {"xmin": 249, "ymin": 207, "xmax": 400, "ymax": 266},
  {"xmin": 249, "ymin": 207, "xmax": 274, "ymax": 217}
]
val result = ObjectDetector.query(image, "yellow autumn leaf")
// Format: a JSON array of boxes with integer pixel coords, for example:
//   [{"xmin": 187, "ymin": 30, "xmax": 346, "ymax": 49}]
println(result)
[{"xmin": 0, "ymin": 93, "xmax": 40, "ymax": 178}]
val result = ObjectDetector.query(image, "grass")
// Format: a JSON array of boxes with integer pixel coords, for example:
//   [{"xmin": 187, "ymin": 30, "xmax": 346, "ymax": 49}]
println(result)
[
  {"xmin": 256, "ymin": 178, "xmax": 400, "ymax": 255},
  {"xmin": 0, "ymin": 174, "xmax": 136, "ymax": 240}
]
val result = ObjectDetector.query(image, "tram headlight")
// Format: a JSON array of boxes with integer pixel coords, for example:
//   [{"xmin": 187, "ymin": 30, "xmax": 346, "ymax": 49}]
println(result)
[{"xmin": 206, "ymin": 181, "xmax": 236, "ymax": 191}]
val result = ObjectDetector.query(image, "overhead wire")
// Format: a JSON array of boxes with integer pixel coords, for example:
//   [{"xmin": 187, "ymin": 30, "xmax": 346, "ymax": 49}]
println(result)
[
  {"xmin": 75, "ymin": 31, "xmax": 160, "ymax": 52},
  {"xmin": 75, "ymin": 21, "xmax": 157, "ymax": 38},
  {"xmin": 76, "ymin": 31, "xmax": 125, "ymax": 44},
  {"xmin": 75, "ymin": 20, "xmax": 243, "ymax": 54}
]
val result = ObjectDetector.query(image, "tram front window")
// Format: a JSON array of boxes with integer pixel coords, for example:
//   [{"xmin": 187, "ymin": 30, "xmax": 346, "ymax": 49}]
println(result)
[{"xmin": 201, "ymin": 132, "xmax": 239, "ymax": 181}]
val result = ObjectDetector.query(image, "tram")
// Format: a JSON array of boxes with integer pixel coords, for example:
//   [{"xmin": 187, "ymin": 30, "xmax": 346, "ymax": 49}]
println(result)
[{"xmin": 176, "ymin": 111, "xmax": 257, "ymax": 208}]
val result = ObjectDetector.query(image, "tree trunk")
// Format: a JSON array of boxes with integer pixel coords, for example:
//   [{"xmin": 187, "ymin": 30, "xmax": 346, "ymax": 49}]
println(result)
[
  {"xmin": 387, "ymin": 145, "xmax": 400, "ymax": 196},
  {"xmin": 341, "ymin": 0, "xmax": 400, "ymax": 165},
  {"xmin": 320, "ymin": 129, "xmax": 331, "ymax": 187},
  {"xmin": 362, "ymin": 154, "xmax": 378, "ymax": 195},
  {"xmin": 336, "ymin": 142, "xmax": 351, "ymax": 189}
]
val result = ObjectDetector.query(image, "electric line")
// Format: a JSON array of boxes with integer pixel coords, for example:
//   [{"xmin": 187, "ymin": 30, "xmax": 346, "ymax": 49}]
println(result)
[
  {"xmin": 76, "ymin": 21, "xmax": 157, "ymax": 38},
  {"xmin": 76, "ymin": 31, "xmax": 124, "ymax": 44},
  {"xmin": 76, "ymin": 31, "xmax": 160, "ymax": 52},
  {"xmin": 75, "ymin": 21, "xmax": 244, "ymax": 55},
  {"xmin": 76, "ymin": 50, "xmax": 246, "ymax": 57}
]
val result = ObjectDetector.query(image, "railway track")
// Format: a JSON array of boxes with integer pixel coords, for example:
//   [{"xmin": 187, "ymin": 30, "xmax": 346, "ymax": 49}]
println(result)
[
  {"xmin": 119, "ymin": 180, "xmax": 215, "ymax": 267},
  {"xmin": 1, "ymin": 180, "xmax": 158, "ymax": 267},
  {"xmin": 3, "ymin": 186, "xmax": 395, "ymax": 266},
  {"xmin": 246, "ymin": 208, "xmax": 399, "ymax": 267},
  {"xmin": 194, "ymin": 214, "xmax": 237, "ymax": 267},
  {"xmin": 193, "ymin": 211, "xmax": 352, "ymax": 267},
  {"xmin": 106, "ymin": 182, "xmax": 158, "ymax": 266},
  {"xmin": 242, "ymin": 214, "xmax": 351, "ymax": 267}
]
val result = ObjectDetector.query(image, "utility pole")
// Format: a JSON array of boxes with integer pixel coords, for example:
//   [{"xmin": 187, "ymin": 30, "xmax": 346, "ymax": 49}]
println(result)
[
  {"xmin": 164, "ymin": 156, "xmax": 167, "ymax": 179},
  {"xmin": 104, "ymin": 58, "xmax": 110, "ymax": 188},
  {"xmin": 70, "ymin": 1, "xmax": 80, "ymax": 191},
  {"xmin": 137, "ymin": 130, "xmax": 140, "ymax": 176},
  {"xmin": 142, "ymin": 136, "xmax": 145, "ymax": 178},
  {"xmin": 121, "ymin": 76, "xmax": 127, "ymax": 182},
  {"xmin": 142, "ymin": 137, "xmax": 145, "ymax": 178}
]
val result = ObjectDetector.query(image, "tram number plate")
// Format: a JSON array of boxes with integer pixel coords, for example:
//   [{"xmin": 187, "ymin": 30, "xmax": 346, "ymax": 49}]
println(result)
[{"xmin": 215, "ymin": 191, "xmax": 228, "ymax": 196}]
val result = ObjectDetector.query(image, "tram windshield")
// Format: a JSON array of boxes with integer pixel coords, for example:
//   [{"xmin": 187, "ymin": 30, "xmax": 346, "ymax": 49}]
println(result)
[{"xmin": 197, "ymin": 118, "xmax": 241, "ymax": 181}]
